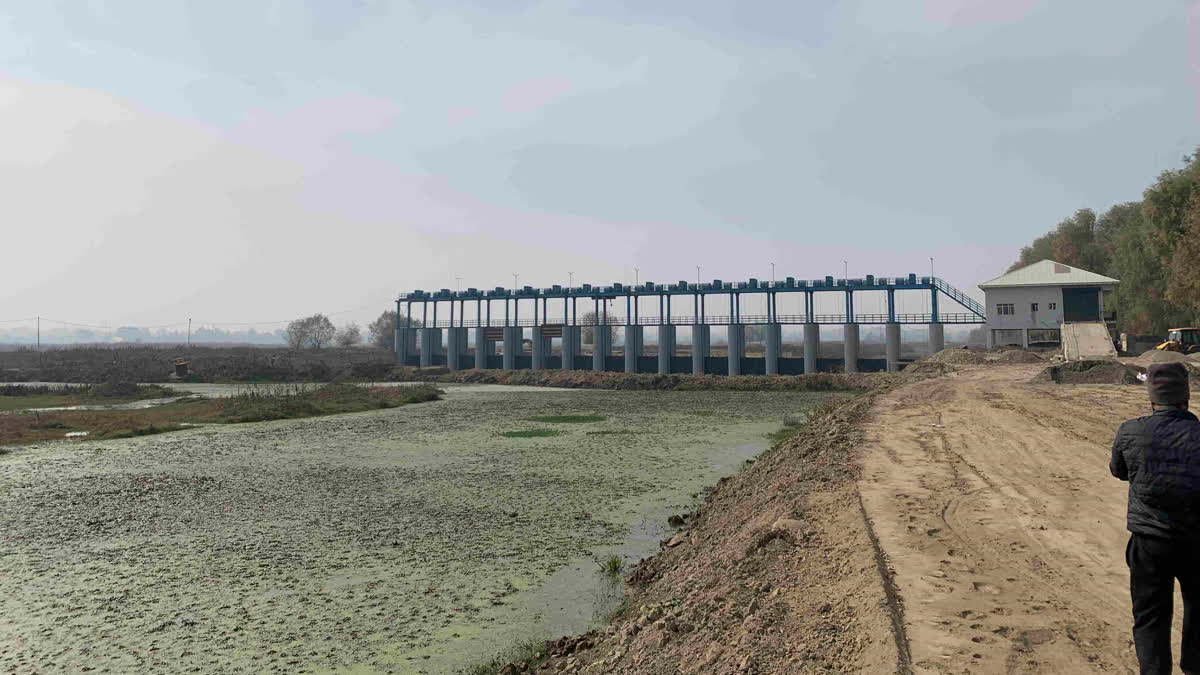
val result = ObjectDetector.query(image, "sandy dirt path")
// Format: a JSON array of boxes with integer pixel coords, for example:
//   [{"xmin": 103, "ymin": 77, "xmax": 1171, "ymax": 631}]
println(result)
[{"xmin": 859, "ymin": 364, "xmax": 1170, "ymax": 674}]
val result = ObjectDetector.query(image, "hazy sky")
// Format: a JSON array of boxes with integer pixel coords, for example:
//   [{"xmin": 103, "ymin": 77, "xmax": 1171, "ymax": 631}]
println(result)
[{"xmin": 1, "ymin": 0, "xmax": 1196, "ymax": 332}]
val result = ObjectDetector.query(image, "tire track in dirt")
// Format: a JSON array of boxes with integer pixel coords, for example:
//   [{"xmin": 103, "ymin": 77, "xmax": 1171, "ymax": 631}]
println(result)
[{"xmin": 858, "ymin": 365, "xmax": 1156, "ymax": 673}]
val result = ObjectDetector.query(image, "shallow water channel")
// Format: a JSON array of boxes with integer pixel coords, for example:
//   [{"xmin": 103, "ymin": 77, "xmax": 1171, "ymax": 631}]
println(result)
[{"xmin": 0, "ymin": 385, "xmax": 834, "ymax": 673}]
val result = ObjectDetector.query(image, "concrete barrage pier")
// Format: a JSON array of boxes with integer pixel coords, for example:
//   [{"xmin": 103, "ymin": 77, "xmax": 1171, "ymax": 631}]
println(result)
[{"xmin": 396, "ymin": 274, "xmax": 985, "ymax": 375}]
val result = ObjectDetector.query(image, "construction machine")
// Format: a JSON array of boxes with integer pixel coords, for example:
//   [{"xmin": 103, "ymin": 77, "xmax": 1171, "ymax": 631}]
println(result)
[{"xmin": 1156, "ymin": 327, "xmax": 1200, "ymax": 355}]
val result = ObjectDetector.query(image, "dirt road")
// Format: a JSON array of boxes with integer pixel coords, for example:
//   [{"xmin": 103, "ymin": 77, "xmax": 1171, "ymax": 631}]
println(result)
[{"xmin": 860, "ymin": 364, "xmax": 1163, "ymax": 673}]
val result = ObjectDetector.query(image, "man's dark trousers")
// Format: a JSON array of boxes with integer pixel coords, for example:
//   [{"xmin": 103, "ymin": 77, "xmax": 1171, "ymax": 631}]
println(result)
[{"xmin": 1127, "ymin": 533, "xmax": 1200, "ymax": 674}]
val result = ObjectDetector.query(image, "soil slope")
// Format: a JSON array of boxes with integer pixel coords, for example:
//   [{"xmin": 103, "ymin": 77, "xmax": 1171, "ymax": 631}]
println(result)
[{"xmin": 859, "ymin": 364, "xmax": 1157, "ymax": 673}]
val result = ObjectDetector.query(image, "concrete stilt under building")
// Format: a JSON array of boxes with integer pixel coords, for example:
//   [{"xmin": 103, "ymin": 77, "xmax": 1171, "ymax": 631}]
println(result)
[
  {"xmin": 420, "ymin": 327, "xmax": 441, "ymax": 368},
  {"xmin": 531, "ymin": 327, "xmax": 546, "ymax": 371},
  {"xmin": 843, "ymin": 324, "xmax": 860, "ymax": 374},
  {"xmin": 502, "ymin": 327, "xmax": 520, "ymax": 370},
  {"xmin": 658, "ymin": 325, "xmax": 676, "ymax": 374},
  {"xmin": 928, "ymin": 323, "xmax": 945, "ymax": 354},
  {"xmin": 727, "ymin": 324, "xmax": 745, "ymax": 376},
  {"xmin": 562, "ymin": 326, "xmax": 580, "ymax": 370},
  {"xmin": 692, "ymin": 324, "xmax": 710, "ymax": 375},
  {"xmin": 765, "ymin": 324, "xmax": 781, "ymax": 375},
  {"xmin": 592, "ymin": 326, "xmax": 611, "ymax": 372},
  {"xmin": 803, "ymin": 323, "xmax": 820, "ymax": 374},
  {"xmin": 885, "ymin": 323, "xmax": 901, "ymax": 373},
  {"xmin": 624, "ymin": 325, "xmax": 643, "ymax": 373}
]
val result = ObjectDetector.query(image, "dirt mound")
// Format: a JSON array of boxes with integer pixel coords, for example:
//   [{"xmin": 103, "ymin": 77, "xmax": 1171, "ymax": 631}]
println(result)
[
  {"xmin": 1034, "ymin": 360, "xmax": 1143, "ymax": 385},
  {"xmin": 922, "ymin": 348, "xmax": 986, "ymax": 365},
  {"xmin": 1139, "ymin": 349, "xmax": 1191, "ymax": 363},
  {"xmin": 990, "ymin": 350, "xmax": 1046, "ymax": 364},
  {"xmin": 902, "ymin": 361, "xmax": 956, "ymax": 376},
  {"xmin": 518, "ymin": 394, "xmax": 900, "ymax": 674}
]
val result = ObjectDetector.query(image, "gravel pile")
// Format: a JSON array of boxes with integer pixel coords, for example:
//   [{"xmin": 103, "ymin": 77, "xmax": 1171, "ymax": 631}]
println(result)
[
  {"xmin": 1139, "ymin": 349, "xmax": 1191, "ymax": 363},
  {"xmin": 922, "ymin": 348, "xmax": 986, "ymax": 365},
  {"xmin": 990, "ymin": 350, "xmax": 1046, "ymax": 364}
]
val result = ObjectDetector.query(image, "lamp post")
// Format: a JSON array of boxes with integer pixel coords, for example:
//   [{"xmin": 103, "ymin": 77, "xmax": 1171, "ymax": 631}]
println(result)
[
  {"xmin": 930, "ymin": 257, "xmax": 934, "ymax": 278},
  {"xmin": 634, "ymin": 267, "xmax": 639, "ymax": 287},
  {"xmin": 843, "ymin": 260, "xmax": 848, "ymax": 279},
  {"xmin": 770, "ymin": 262, "xmax": 775, "ymax": 287},
  {"xmin": 568, "ymin": 271, "xmax": 574, "ymax": 288},
  {"xmin": 696, "ymin": 266, "xmax": 702, "ymax": 285}
]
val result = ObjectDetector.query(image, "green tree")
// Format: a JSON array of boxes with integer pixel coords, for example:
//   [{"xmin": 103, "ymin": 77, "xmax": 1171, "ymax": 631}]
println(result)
[{"xmin": 1166, "ymin": 191, "xmax": 1200, "ymax": 322}]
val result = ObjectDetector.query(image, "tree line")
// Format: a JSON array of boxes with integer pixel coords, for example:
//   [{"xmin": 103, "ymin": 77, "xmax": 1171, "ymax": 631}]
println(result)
[{"xmin": 1009, "ymin": 151, "xmax": 1200, "ymax": 335}]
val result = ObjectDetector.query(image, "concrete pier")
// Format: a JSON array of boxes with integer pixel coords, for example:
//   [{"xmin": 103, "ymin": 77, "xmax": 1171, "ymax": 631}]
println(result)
[
  {"xmin": 562, "ymin": 326, "xmax": 580, "ymax": 370},
  {"xmin": 474, "ymin": 328, "xmax": 495, "ymax": 369},
  {"xmin": 803, "ymin": 323, "xmax": 820, "ymax": 374},
  {"xmin": 531, "ymin": 327, "xmax": 546, "ymax": 371},
  {"xmin": 592, "ymin": 326, "xmax": 611, "ymax": 372},
  {"xmin": 765, "ymin": 324, "xmax": 781, "ymax": 375},
  {"xmin": 446, "ymin": 327, "xmax": 462, "ymax": 371},
  {"xmin": 843, "ymin": 324, "xmax": 860, "ymax": 374},
  {"xmin": 658, "ymin": 325, "xmax": 676, "ymax": 374},
  {"xmin": 624, "ymin": 325, "xmax": 643, "ymax": 373},
  {"xmin": 692, "ymin": 324, "xmax": 710, "ymax": 375},
  {"xmin": 396, "ymin": 326, "xmax": 417, "ymax": 364},
  {"xmin": 885, "ymin": 323, "xmax": 901, "ymax": 373},
  {"xmin": 502, "ymin": 327, "xmax": 520, "ymax": 370},
  {"xmin": 928, "ymin": 323, "xmax": 945, "ymax": 354},
  {"xmin": 420, "ymin": 327, "xmax": 441, "ymax": 367},
  {"xmin": 727, "ymin": 324, "xmax": 744, "ymax": 376}
]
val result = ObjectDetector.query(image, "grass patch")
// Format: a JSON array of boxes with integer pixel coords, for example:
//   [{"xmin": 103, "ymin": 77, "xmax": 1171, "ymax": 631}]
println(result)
[
  {"xmin": 501, "ymin": 429, "xmax": 563, "ymax": 439},
  {"xmin": 585, "ymin": 429, "xmax": 638, "ymax": 436},
  {"xmin": 766, "ymin": 414, "xmax": 810, "ymax": 444},
  {"xmin": 0, "ymin": 382, "xmax": 182, "ymax": 412},
  {"xmin": 458, "ymin": 638, "xmax": 547, "ymax": 675},
  {"xmin": 0, "ymin": 384, "xmax": 443, "ymax": 448},
  {"xmin": 528, "ymin": 414, "xmax": 606, "ymax": 424},
  {"xmin": 597, "ymin": 554, "xmax": 624, "ymax": 579},
  {"xmin": 214, "ymin": 383, "xmax": 441, "ymax": 423}
]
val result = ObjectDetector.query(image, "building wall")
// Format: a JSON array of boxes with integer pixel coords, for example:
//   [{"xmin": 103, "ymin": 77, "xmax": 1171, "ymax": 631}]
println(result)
[{"xmin": 984, "ymin": 286, "xmax": 1065, "ymax": 330}]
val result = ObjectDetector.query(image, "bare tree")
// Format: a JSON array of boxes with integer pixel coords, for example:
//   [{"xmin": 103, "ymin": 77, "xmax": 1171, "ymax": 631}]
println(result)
[
  {"xmin": 335, "ymin": 322, "xmax": 363, "ymax": 348},
  {"xmin": 285, "ymin": 314, "xmax": 337, "ymax": 350}
]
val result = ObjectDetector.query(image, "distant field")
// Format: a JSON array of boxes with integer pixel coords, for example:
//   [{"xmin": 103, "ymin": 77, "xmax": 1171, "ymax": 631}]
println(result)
[{"xmin": 0, "ymin": 345, "xmax": 396, "ymax": 383}]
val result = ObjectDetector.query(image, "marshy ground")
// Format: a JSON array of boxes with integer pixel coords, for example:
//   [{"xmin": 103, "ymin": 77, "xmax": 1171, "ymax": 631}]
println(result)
[{"xmin": 0, "ymin": 385, "xmax": 833, "ymax": 674}]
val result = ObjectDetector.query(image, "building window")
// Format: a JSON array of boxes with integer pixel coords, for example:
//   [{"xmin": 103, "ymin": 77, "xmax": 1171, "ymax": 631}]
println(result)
[
  {"xmin": 1049, "ymin": 302, "xmax": 1057, "ymax": 310},
  {"xmin": 1031, "ymin": 302, "xmax": 1039, "ymax": 312},
  {"xmin": 997, "ymin": 303, "xmax": 1015, "ymax": 316}
]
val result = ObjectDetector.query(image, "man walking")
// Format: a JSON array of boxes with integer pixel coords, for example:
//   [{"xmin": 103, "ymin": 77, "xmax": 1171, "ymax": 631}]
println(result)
[{"xmin": 1112, "ymin": 362, "xmax": 1200, "ymax": 674}]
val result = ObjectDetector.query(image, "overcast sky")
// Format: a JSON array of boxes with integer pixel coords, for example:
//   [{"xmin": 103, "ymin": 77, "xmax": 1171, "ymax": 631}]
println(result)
[{"xmin": 1, "ymin": 0, "xmax": 1196, "ymax": 332}]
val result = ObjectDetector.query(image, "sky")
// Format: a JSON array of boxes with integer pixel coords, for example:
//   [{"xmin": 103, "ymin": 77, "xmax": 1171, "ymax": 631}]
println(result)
[{"xmin": 0, "ymin": 0, "xmax": 1196, "ymax": 335}]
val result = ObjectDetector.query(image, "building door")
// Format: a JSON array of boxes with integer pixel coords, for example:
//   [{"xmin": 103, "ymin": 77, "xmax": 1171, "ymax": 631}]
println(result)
[{"xmin": 1062, "ymin": 287, "xmax": 1100, "ymax": 322}]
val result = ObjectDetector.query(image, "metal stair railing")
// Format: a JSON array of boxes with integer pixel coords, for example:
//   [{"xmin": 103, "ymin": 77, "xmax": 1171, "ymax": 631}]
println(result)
[{"xmin": 934, "ymin": 277, "xmax": 986, "ymax": 319}]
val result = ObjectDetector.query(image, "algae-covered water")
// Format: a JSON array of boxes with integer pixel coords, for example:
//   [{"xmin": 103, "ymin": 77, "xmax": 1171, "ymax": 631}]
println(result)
[{"xmin": 0, "ymin": 385, "xmax": 833, "ymax": 673}]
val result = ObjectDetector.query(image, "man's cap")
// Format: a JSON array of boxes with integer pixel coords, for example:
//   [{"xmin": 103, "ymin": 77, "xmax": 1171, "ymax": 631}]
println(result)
[{"xmin": 1146, "ymin": 362, "xmax": 1190, "ymax": 406}]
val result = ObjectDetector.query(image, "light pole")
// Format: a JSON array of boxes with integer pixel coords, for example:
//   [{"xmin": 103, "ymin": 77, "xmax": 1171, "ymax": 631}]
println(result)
[
  {"xmin": 696, "ymin": 265, "xmax": 702, "ymax": 285},
  {"xmin": 930, "ymin": 257, "xmax": 934, "ymax": 278},
  {"xmin": 842, "ymin": 260, "xmax": 848, "ymax": 280},
  {"xmin": 512, "ymin": 273, "xmax": 519, "ymax": 290},
  {"xmin": 634, "ymin": 267, "xmax": 640, "ymax": 288},
  {"xmin": 770, "ymin": 262, "xmax": 775, "ymax": 287},
  {"xmin": 455, "ymin": 276, "xmax": 462, "ymax": 293},
  {"xmin": 568, "ymin": 271, "xmax": 574, "ymax": 288}
]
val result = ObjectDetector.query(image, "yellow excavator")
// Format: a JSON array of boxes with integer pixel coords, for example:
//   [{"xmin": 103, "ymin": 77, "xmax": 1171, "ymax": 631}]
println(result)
[{"xmin": 1156, "ymin": 327, "xmax": 1200, "ymax": 355}]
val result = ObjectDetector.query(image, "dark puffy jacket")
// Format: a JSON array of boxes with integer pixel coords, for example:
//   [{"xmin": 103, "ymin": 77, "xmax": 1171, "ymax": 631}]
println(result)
[{"xmin": 1111, "ymin": 408, "xmax": 1200, "ymax": 540}]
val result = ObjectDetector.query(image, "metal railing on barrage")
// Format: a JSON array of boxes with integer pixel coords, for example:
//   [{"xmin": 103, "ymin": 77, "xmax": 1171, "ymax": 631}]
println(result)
[{"xmin": 408, "ymin": 312, "xmax": 985, "ymax": 329}]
